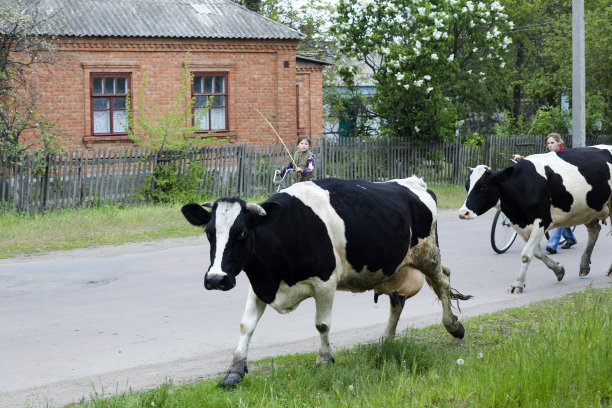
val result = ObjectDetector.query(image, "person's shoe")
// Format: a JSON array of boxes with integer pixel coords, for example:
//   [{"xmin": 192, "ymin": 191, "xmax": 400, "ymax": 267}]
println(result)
[
  {"xmin": 561, "ymin": 240, "xmax": 576, "ymax": 249},
  {"xmin": 546, "ymin": 246, "xmax": 557, "ymax": 254}
]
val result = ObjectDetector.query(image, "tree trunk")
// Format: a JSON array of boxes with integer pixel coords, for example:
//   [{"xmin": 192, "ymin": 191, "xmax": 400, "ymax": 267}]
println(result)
[
  {"xmin": 512, "ymin": 40, "xmax": 525, "ymax": 118},
  {"xmin": 243, "ymin": 0, "xmax": 261, "ymax": 12}
]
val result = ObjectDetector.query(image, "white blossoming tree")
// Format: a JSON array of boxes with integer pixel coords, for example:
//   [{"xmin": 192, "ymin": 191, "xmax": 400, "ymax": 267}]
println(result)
[{"xmin": 331, "ymin": 0, "xmax": 513, "ymax": 142}]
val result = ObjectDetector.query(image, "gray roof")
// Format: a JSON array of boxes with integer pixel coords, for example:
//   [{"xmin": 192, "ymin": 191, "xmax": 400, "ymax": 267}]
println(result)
[
  {"xmin": 297, "ymin": 55, "xmax": 333, "ymax": 66},
  {"xmin": 24, "ymin": 0, "xmax": 304, "ymax": 40}
]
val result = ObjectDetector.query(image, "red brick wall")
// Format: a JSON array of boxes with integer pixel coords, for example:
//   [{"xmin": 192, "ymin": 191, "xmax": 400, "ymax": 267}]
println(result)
[
  {"xmin": 296, "ymin": 65, "xmax": 325, "ymax": 141},
  {"xmin": 21, "ymin": 37, "xmax": 323, "ymax": 151}
]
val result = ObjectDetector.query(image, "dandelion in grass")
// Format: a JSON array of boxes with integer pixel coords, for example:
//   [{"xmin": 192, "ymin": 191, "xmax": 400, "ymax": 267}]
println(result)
[
  {"xmin": 477, "ymin": 352, "xmax": 483, "ymax": 358},
  {"xmin": 456, "ymin": 358, "xmax": 465, "ymax": 365},
  {"xmin": 349, "ymin": 384, "xmax": 354, "ymax": 391}
]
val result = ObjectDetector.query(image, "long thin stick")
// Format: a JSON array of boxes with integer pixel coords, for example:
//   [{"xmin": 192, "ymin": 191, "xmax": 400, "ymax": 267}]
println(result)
[{"xmin": 252, "ymin": 106, "xmax": 296, "ymax": 168}]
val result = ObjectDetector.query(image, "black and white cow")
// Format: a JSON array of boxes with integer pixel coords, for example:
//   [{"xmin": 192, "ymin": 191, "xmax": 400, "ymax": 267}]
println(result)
[
  {"xmin": 459, "ymin": 145, "xmax": 612, "ymax": 293},
  {"xmin": 182, "ymin": 177, "xmax": 469, "ymax": 386}
]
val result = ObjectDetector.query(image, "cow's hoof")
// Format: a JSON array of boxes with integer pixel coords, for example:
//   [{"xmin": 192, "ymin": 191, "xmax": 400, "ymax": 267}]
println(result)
[
  {"xmin": 451, "ymin": 322, "xmax": 465, "ymax": 339},
  {"xmin": 555, "ymin": 267, "xmax": 566, "ymax": 281},
  {"xmin": 219, "ymin": 372, "xmax": 243, "ymax": 387},
  {"xmin": 316, "ymin": 353, "xmax": 335, "ymax": 364},
  {"xmin": 579, "ymin": 268, "xmax": 590, "ymax": 277},
  {"xmin": 508, "ymin": 286, "xmax": 523, "ymax": 294}
]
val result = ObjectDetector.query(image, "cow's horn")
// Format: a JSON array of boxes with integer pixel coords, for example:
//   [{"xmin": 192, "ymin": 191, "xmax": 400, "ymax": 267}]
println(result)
[
  {"xmin": 201, "ymin": 202, "xmax": 213, "ymax": 208},
  {"xmin": 245, "ymin": 202, "xmax": 267, "ymax": 216}
]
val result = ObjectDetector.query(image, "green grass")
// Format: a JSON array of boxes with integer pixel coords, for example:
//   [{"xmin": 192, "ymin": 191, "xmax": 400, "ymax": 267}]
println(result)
[
  {"xmin": 429, "ymin": 183, "xmax": 466, "ymax": 209},
  {"xmin": 0, "ymin": 184, "xmax": 466, "ymax": 259},
  {"xmin": 0, "ymin": 204, "xmax": 199, "ymax": 258},
  {"xmin": 67, "ymin": 287, "xmax": 611, "ymax": 408}
]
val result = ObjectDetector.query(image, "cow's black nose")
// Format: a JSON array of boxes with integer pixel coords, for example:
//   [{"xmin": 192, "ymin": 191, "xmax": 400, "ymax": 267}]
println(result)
[
  {"xmin": 204, "ymin": 273, "xmax": 235, "ymax": 291},
  {"xmin": 204, "ymin": 274, "xmax": 224, "ymax": 290}
]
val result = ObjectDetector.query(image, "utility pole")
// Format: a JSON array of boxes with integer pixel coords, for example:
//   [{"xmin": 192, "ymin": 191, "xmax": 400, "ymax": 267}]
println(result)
[{"xmin": 572, "ymin": 0, "xmax": 586, "ymax": 147}]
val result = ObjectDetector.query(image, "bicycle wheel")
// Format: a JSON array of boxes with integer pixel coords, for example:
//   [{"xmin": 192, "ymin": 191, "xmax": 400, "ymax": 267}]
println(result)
[{"xmin": 491, "ymin": 210, "xmax": 518, "ymax": 254}]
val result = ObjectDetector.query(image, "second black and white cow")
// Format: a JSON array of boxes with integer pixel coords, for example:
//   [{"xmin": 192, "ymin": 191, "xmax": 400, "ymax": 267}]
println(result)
[
  {"xmin": 459, "ymin": 145, "xmax": 612, "ymax": 293},
  {"xmin": 182, "ymin": 177, "xmax": 469, "ymax": 386}
]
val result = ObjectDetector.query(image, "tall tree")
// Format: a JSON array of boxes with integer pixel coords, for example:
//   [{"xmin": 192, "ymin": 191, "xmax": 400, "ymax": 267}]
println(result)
[
  {"xmin": 241, "ymin": 0, "xmax": 261, "ymax": 13},
  {"xmin": 501, "ymin": 0, "xmax": 611, "ymax": 136},
  {"xmin": 332, "ymin": 0, "xmax": 513, "ymax": 142},
  {"xmin": 0, "ymin": 0, "xmax": 60, "ymax": 156},
  {"xmin": 258, "ymin": 0, "xmax": 335, "ymax": 59}
]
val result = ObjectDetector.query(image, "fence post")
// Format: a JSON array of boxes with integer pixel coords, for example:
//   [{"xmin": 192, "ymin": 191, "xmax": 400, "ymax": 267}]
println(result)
[
  {"xmin": 387, "ymin": 138, "xmax": 392, "ymax": 179},
  {"xmin": 40, "ymin": 151, "xmax": 50, "ymax": 212},
  {"xmin": 483, "ymin": 136, "xmax": 491, "ymax": 167},
  {"xmin": 319, "ymin": 137, "xmax": 326, "ymax": 179},
  {"xmin": 236, "ymin": 144, "xmax": 245, "ymax": 197}
]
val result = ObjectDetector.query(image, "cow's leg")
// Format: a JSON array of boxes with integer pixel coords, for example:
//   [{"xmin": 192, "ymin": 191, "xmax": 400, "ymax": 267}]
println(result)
[
  {"xmin": 579, "ymin": 220, "xmax": 601, "ymax": 277},
  {"xmin": 532, "ymin": 245, "xmax": 565, "ymax": 281},
  {"xmin": 313, "ymin": 287, "xmax": 336, "ymax": 364},
  {"xmin": 221, "ymin": 286, "xmax": 266, "ymax": 386},
  {"xmin": 510, "ymin": 227, "xmax": 547, "ymax": 294},
  {"xmin": 382, "ymin": 292, "xmax": 406, "ymax": 339},
  {"xmin": 412, "ymin": 240, "xmax": 465, "ymax": 339}
]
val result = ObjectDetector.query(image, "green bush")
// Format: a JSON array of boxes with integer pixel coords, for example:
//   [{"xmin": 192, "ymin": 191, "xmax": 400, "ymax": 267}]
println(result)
[
  {"xmin": 142, "ymin": 161, "xmax": 212, "ymax": 204},
  {"xmin": 586, "ymin": 92, "xmax": 609, "ymax": 136},
  {"xmin": 462, "ymin": 131, "xmax": 484, "ymax": 147},
  {"xmin": 528, "ymin": 105, "xmax": 570, "ymax": 137}
]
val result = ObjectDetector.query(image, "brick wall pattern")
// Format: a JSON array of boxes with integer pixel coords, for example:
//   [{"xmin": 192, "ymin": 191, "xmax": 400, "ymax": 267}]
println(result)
[{"xmin": 21, "ymin": 37, "xmax": 325, "ymax": 150}]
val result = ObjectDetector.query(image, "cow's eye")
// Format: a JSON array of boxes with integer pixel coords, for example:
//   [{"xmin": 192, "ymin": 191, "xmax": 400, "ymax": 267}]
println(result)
[{"xmin": 237, "ymin": 230, "xmax": 248, "ymax": 240}]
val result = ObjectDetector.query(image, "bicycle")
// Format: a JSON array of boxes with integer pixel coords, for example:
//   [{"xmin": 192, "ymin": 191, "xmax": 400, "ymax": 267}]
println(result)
[
  {"xmin": 489, "ymin": 159, "xmax": 520, "ymax": 253},
  {"xmin": 272, "ymin": 168, "xmax": 294, "ymax": 192},
  {"xmin": 490, "ymin": 209, "xmax": 575, "ymax": 254},
  {"xmin": 490, "ymin": 209, "xmax": 519, "ymax": 254}
]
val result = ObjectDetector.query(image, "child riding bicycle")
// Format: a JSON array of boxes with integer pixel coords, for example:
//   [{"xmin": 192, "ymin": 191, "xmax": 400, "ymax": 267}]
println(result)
[{"xmin": 276, "ymin": 135, "xmax": 315, "ymax": 183}]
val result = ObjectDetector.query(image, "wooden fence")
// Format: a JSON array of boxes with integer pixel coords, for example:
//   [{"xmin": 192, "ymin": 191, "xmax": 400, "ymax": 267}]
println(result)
[{"xmin": 2, "ymin": 135, "xmax": 611, "ymax": 213}]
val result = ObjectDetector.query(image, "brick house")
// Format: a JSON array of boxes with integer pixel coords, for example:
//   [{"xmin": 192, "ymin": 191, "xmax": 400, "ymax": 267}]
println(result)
[{"xmin": 20, "ymin": 0, "xmax": 329, "ymax": 150}]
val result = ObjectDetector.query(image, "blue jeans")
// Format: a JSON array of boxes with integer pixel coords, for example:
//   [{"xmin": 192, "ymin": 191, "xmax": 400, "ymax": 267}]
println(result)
[{"xmin": 547, "ymin": 227, "xmax": 577, "ymax": 250}]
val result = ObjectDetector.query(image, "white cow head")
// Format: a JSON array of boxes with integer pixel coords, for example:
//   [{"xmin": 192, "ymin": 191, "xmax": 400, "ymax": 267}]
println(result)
[
  {"xmin": 181, "ymin": 198, "xmax": 280, "ymax": 291},
  {"xmin": 459, "ymin": 165, "xmax": 501, "ymax": 219}
]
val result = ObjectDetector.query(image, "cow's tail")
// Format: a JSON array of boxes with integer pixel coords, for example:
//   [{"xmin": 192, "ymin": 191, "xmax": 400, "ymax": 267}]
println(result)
[
  {"xmin": 426, "ymin": 266, "xmax": 473, "ymax": 312},
  {"xmin": 604, "ymin": 200, "xmax": 612, "ymax": 234},
  {"xmin": 449, "ymin": 288, "xmax": 473, "ymax": 312},
  {"xmin": 608, "ymin": 200, "xmax": 612, "ymax": 232},
  {"xmin": 443, "ymin": 265, "xmax": 473, "ymax": 310},
  {"xmin": 450, "ymin": 288, "xmax": 473, "ymax": 301},
  {"xmin": 425, "ymin": 280, "xmax": 473, "ymax": 312}
]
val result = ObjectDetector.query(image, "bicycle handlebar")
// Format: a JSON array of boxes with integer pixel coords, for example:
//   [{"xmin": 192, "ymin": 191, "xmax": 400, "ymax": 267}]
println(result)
[{"xmin": 273, "ymin": 168, "xmax": 294, "ymax": 185}]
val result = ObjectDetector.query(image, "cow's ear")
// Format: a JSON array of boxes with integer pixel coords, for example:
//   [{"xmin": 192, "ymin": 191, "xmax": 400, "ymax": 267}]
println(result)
[
  {"xmin": 181, "ymin": 203, "xmax": 212, "ymax": 227},
  {"xmin": 250, "ymin": 201, "xmax": 282, "ymax": 227}
]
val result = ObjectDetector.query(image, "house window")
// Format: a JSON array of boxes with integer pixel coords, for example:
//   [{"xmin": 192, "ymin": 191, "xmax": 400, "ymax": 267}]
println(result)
[
  {"xmin": 91, "ymin": 74, "xmax": 130, "ymax": 135},
  {"xmin": 193, "ymin": 73, "xmax": 228, "ymax": 131}
]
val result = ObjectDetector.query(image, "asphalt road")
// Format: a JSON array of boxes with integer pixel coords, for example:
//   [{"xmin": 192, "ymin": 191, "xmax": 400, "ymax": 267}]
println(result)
[{"xmin": 1, "ymin": 209, "xmax": 610, "ymax": 407}]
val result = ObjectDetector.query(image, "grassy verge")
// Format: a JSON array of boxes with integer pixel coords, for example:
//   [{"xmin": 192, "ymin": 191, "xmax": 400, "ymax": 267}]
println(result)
[
  {"xmin": 429, "ymin": 183, "xmax": 465, "ymax": 209},
  {"xmin": 0, "ymin": 204, "xmax": 199, "ymax": 258},
  {"xmin": 0, "ymin": 184, "xmax": 466, "ymax": 259},
  {"xmin": 68, "ymin": 287, "xmax": 611, "ymax": 408}
]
